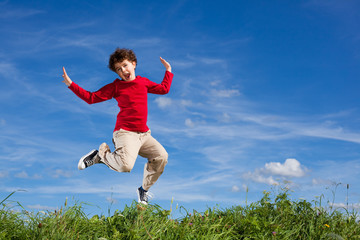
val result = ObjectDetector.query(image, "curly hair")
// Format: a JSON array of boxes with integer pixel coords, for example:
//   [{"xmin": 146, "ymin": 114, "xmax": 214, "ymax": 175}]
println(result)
[{"xmin": 108, "ymin": 48, "xmax": 137, "ymax": 72}]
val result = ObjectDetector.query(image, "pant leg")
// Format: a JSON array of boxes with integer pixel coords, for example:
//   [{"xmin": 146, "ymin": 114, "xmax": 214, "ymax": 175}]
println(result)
[
  {"xmin": 101, "ymin": 129, "xmax": 141, "ymax": 172},
  {"xmin": 138, "ymin": 131, "xmax": 168, "ymax": 191}
]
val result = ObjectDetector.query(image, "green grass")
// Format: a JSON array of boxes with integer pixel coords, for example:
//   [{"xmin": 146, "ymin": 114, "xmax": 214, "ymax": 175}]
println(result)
[{"xmin": 1, "ymin": 188, "xmax": 359, "ymax": 239}]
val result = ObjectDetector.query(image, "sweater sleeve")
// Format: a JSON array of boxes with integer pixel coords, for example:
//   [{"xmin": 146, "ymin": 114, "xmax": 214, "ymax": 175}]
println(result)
[
  {"xmin": 69, "ymin": 81, "xmax": 115, "ymax": 104},
  {"xmin": 147, "ymin": 71, "xmax": 174, "ymax": 95}
]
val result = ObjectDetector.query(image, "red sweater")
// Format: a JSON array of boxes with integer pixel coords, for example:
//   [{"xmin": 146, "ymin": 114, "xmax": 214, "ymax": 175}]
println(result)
[{"xmin": 69, "ymin": 71, "xmax": 174, "ymax": 132}]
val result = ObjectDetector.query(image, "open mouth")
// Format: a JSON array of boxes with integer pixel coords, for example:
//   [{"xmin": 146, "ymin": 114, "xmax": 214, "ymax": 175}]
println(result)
[{"xmin": 123, "ymin": 73, "xmax": 131, "ymax": 80}]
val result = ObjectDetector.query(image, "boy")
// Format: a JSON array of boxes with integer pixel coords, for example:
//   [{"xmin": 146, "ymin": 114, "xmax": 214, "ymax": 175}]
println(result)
[{"xmin": 62, "ymin": 48, "xmax": 173, "ymax": 204}]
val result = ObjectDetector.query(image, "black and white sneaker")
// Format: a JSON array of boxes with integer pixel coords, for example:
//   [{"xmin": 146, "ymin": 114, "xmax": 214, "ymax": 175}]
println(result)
[
  {"xmin": 137, "ymin": 187, "xmax": 153, "ymax": 205},
  {"xmin": 78, "ymin": 149, "xmax": 99, "ymax": 170}
]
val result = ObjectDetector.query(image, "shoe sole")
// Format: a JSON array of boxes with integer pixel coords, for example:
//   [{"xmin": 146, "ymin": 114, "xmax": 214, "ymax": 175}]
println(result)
[
  {"xmin": 136, "ymin": 188, "xmax": 148, "ymax": 205},
  {"xmin": 78, "ymin": 149, "xmax": 98, "ymax": 170}
]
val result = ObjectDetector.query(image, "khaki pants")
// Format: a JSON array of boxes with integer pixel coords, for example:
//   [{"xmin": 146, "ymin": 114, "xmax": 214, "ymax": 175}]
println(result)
[{"xmin": 100, "ymin": 129, "xmax": 168, "ymax": 191}]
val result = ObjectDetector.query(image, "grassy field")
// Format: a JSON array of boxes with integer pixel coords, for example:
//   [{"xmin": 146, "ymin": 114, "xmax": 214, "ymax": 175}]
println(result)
[{"xmin": 1, "ymin": 188, "xmax": 359, "ymax": 239}]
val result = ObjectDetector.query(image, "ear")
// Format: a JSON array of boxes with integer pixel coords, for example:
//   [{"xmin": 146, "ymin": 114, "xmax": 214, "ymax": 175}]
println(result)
[{"xmin": 132, "ymin": 61, "xmax": 137, "ymax": 69}]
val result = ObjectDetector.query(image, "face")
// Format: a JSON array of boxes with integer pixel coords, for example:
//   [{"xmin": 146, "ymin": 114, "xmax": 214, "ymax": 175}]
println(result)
[{"xmin": 114, "ymin": 59, "xmax": 136, "ymax": 81}]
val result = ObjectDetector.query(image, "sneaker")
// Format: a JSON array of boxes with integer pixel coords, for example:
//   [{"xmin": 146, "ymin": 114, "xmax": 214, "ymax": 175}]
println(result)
[
  {"xmin": 78, "ymin": 149, "xmax": 99, "ymax": 170},
  {"xmin": 137, "ymin": 187, "xmax": 153, "ymax": 205}
]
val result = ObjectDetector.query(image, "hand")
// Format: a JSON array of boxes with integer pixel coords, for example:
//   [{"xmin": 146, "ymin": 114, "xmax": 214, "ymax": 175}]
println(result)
[
  {"xmin": 62, "ymin": 67, "xmax": 73, "ymax": 87},
  {"xmin": 160, "ymin": 57, "xmax": 172, "ymax": 73}
]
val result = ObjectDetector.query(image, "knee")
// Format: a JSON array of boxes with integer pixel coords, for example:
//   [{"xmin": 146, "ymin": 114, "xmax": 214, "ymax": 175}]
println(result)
[
  {"xmin": 157, "ymin": 152, "xmax": 168, "ymax": 165},
  {"xmin": 159, "ymin": 150, "xmax": 168, "ymax": 160},
  {"xmin": 121, "ymin": 163, "xmax": 134, "ymax": 172},
  {"xmin": 113, "ymin": 147, "xmax": 135, "ymax": 172}
]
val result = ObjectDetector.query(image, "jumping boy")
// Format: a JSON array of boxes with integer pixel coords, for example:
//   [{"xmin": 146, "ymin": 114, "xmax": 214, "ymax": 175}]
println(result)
[{"xmin": 62, "ymin": 48, "xmax": 173, "ymax": 205}]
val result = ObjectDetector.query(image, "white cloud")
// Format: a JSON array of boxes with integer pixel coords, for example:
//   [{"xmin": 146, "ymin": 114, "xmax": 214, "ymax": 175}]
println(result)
[
  {"xmin": 171, "ymin": 60, "xmax": 196, "ymax": 69},
  {"xmin": 312, "ymin": 178, "xmax": 334, "ymax": 186},
  {"xmin": 185, "ymin": 118, "xmax": 195, "ymax": 128},
  {"xmin": 33, "ymin": 174, "xmax": 42, "ymax": 179},
  {"xmin": 180, "ymin": 99, "xmax": 193, "ymax": 107},
  {"xmin": 0, "ymin": 7, "xmax": 44, "ymax": 19},
  {"xmin": 14, "ymin": 171, "xmax": 42, "ymax": 179},
  {"xmin": 265, "ymin": 158, "xmax": 306, "ymax": 178},
  {"xmin": 154, "ymin": 97, "xmax": 173, "ymax": 109},
  {"xmin": 52, "ymin": 169, "xmax": 72, "ymax": 178},
  {"xmin": 243, "ymin": 159, "xmax": 307, "ymax": 185},
  {"xmin": 330, "ymin": 202, "xmax": 360, "ymax": 210},
  {"xmin": 231, "ymin": 185, "xmax": 240, "ymax": 192},
  {"xmin": 232, "ymin": 110, "xmax": 360, "ymax": 144},
  {"xmin": 219, "ymin": 113, "xmax": 231, "ymax": 123},
  {"xmin": 199, "ymin": 57, "xmax": 225, "ymax": 65},
  {"xmin": 243, "ymin": 172, "xmax": 279, "ymax": 185},
  {"xmin": 106, "ymin": 196, "xmax": 118, "ymax": 204},
  {"xmin": 293, "ymin": 126, "xmax": 360, "ymax": 144},
  {"xmin": 131, "ymin": 37, "xmax": 163, "ymax": 47},
  {"xmin": 0, "ymin": 62, "xmax": 17, "ymax": 78},
  {"xmin": 0, "ymin": 171, "xmax": 8, "ymax": 178},
  {"xmin": 27, "ymin": 204, "xmax": 57, "ymax": 211},
  {"xmin": 210, "ymin": 80, "xmax": 221, "ymax": 86},
  {"xmin": 211, "ymin": 89, "xmax": 240, "ymax": 98},
  {"xmin": 14, "ymin": 171, "xmax": 29, "ymax": 179}
]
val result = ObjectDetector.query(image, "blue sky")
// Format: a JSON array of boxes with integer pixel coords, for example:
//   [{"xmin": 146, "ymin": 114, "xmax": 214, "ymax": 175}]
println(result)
[{"xmin": 1, "ymin": 0, "xmax": 360, "ymax": 216}]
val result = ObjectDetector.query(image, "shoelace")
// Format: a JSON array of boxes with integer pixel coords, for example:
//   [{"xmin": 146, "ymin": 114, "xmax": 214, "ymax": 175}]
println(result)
[
  {"xmin": 144, "ymin": 191, "xmax": 154, "ymax": 202},
  {"xmin": 84, "ymin": 158, "xmax": 96, "ymax": 167}
]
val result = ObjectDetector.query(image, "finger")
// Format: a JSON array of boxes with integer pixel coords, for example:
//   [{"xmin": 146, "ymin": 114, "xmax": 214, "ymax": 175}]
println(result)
[{"xmin": 62, "ymin": 67, "xmax": 68, "ymax": 76}]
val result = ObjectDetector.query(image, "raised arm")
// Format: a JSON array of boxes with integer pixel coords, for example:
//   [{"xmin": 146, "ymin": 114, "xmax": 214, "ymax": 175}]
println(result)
[
  {"xmin": 62, "ymin": 67, "xmax": 114, "ymax": 104},
  {"xmin": 147, "ymin": 58, "xmax": 174, "ymax": 94}
]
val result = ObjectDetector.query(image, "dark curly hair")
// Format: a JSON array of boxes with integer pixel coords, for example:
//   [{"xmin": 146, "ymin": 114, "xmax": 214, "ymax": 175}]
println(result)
[{"xmin": 108, "ymin": 48, "xmax": 137, "ymax": 72}]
